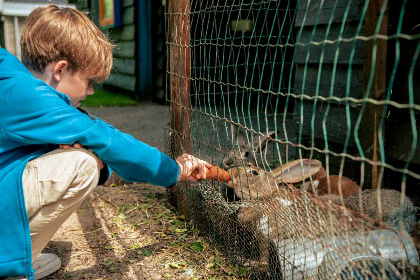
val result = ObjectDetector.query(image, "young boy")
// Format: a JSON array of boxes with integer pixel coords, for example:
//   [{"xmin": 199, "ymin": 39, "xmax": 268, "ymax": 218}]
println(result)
[{"xmin": 0, "ymin": 5, "xmax": 210, "ymax": 280}]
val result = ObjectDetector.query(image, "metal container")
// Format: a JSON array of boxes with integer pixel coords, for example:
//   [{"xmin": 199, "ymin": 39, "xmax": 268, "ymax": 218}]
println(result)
[
  {"xmin": 270, "ymin": 228, "xmax": 418, "ymax": 280},
  {"xmin": 318, "ymin": 244, "xmax": 402, "ymax": 279},
  {"xmin": 368, "ymin": 227, "xmax": 419, "ymax": 266}
]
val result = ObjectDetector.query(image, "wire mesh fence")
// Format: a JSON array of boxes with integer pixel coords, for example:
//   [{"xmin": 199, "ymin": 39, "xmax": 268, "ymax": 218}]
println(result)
[{"xmin": 165, "ymin": 0, "xmax": 420, "ymax": 278}]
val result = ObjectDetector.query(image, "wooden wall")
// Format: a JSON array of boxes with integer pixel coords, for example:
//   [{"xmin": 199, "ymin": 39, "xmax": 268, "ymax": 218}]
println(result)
[
  {"xmin": 293, "ymin": 0, "xmax": 365, "ymax": 149},
  {"xmin": 89, "ymin": 0, "xmax": 137, "ymax": 92},
  {"xmin": 292, "ymin": 0, "xmax": 420, "ymax": 179},
  {"xmin": 85, "ymin": 0, "xmax": 167, "ymax": 101}
]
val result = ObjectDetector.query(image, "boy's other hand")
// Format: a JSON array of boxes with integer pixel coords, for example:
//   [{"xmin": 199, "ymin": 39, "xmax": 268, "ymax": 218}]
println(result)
[
  {"xmin": 59, "ymin": 142, "xmax": 105, "ymax": 169},
  {"xmin": 59, "ymin": 143, "xmax": 83, "ymax": 149},
  {"xmin": 176, "ymin": 154, "xmax": 212, "ymax": 182}
]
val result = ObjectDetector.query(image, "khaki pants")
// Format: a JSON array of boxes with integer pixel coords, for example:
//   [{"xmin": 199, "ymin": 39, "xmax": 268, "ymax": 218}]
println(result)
[{"xmin": 22, "ymin": 148, "xmax": 100, "ymax": 260}]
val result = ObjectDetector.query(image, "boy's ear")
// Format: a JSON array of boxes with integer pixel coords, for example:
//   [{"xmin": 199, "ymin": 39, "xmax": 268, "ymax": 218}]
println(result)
[{"xmin": 52, "ymin": 60, "xmax": 69, "ymax": 82}]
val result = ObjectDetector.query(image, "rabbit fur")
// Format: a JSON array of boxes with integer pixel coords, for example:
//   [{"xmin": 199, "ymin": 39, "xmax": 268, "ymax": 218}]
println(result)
[
  {"xmin": 222, "ymin": 123, "xmax": 278, "ymax": 170},
  {"xmin": 226, "ymin": 162, "xmax": 367, "ymax": 263},
  {"xmin": 338, "ymin": 188, "xmax": 418, "ymax": 233},
  {"xmin": 308, "ymin": 167, "xmax": 360, "ymax": 198},
  {"xmin": 226, "ymin": 162, "xmax": 418, "ymax": 264}
]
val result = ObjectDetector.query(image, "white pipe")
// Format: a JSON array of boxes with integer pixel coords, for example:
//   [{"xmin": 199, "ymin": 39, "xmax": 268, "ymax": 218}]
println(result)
[{"xmin": 13, "ymin": 15, "xmax": 20, "ymax": 58}]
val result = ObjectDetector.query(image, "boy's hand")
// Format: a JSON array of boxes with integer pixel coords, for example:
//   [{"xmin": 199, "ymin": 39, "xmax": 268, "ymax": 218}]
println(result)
[
  {"xmin": 59, "ymin": 142, "xmax": 105, "ymax": 169},
  {"xmin": 59, "ymin": 143, "xmax": 83, "ymax": 149},
  {"xmin": 176, "ymin": 154, "xmax": 212, "ymax": 182}
]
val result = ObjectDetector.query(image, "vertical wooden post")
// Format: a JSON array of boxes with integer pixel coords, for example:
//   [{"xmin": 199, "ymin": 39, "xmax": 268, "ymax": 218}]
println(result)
[
  {"xmin": 169, "ymin": 0, "xmax": 191, "ymax": 154},
  {"xmin": 168, "ymin": 0, "xmax": 191, "ymax": 218},
  {"xmin": 362, "ymin": 0, "xmax": 388, "ymax": 188}
]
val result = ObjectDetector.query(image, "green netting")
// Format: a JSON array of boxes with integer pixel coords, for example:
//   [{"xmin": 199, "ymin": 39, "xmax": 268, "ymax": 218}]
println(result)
[{"xmin": 165, "ymin": 0, "xmax": 420, "ymax": 278}]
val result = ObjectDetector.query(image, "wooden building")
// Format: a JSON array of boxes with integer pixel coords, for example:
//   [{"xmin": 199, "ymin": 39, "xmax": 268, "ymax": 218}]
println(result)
[
  {"xmin": 0, "ymin": 0, "xmax": 75, "ymax": 59},
  {"xmin": 85, "ymin": 0, "xmax": 167, "ymax": 102}
]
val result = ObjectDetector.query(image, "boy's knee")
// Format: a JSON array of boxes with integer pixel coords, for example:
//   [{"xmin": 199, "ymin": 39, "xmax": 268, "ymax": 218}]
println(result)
[
  {"xmin": 73, "ymin": 148, "xmax": 100, "ymax": 170},
  {"xmin": 64, "ymin": 149, "xmax": 100, "ymax": 196},
  {"xmin": 55, "ymin": 148, "xmax": 101, "ymax": 187}
]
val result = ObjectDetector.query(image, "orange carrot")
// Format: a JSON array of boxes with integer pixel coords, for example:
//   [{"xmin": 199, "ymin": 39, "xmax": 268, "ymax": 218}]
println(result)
[{"xmin": 192, "ymin": 165, "xmax": 231, "ymax": 182}]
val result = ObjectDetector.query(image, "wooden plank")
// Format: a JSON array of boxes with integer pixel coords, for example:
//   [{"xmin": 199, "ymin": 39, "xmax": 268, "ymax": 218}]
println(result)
[
  {"xmin": 294, "ymin": 64, "xmax": 364, "ymax": 99},
  {"xmin": 104, "ymin": 72, "xmax": 136, "ymax": 91},
  {"xmin": 295, "ymin": 0, "xmax": 365, "ymax": 27},
  {"xmin": 113, "ymin": 57, "xmax": 136, "ymax": 75},
  {"xmin": 294, "ymin": 24, "xmax": 365, "ymax": 65},
  {"xmin": 294, "ymin": 100, "xmax": 361, "ymax": 147},
  {"xmin": 360, "ymin": 0, "xmax": 388, "ymax": 188},
  {"xmin": 168, "ymin": 0, "xmax": 192, "ymax": 219},
  {"xmin": 115, "ymin": 41, "xmax": 135, "ymax": 58},
  {"xmin": 385, "ymin": 110, "xmax": 420, "ymax": 165},
  {"xmin": 122, "ymin": 0, "xmax": 134, "ymax": 8},
  {"xmin": 108, "ymin": 24, "xmax": 135, "ymax": 42},
  {"xmin": 122, "ymin": 6, "xmax": 135, "ymax": 25}
]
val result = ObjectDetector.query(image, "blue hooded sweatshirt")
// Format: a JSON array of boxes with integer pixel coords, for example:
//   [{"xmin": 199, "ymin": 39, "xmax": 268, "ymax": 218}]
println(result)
[{"xmin": 0, "ymin": 48, "xmax": 179, "ymax": 278}]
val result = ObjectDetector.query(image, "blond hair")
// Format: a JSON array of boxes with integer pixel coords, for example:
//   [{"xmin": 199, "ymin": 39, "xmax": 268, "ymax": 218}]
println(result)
[{"xmin": 21, "ymin": 5, "xmax": 113, "ymax": 82}]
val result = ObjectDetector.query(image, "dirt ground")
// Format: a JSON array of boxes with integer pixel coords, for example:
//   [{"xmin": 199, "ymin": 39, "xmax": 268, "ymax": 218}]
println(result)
[
  {"xmin": 42, "ymin": 103, "xmax": 245, "ymax": 279},
  {"xmin": 43, "ymin": 184, "xmax": 245, "ymax": 279}
]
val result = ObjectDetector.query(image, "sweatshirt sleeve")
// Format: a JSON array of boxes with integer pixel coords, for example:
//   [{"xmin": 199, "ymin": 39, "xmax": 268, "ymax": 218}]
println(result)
[{"xmin": 3, "ymin": 81, "xmax": 179, "ymax": 187}]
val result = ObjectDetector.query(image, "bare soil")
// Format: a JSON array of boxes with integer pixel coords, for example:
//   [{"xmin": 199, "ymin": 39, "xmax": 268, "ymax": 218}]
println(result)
[{"xmin": 43, "ymin": 182, "xmax": 245, "ymax": 279}]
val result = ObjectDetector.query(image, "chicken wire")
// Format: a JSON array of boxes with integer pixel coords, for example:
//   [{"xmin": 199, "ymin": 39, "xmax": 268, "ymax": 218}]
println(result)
[{"xmin": 165, "ymin": 0, "xmax": 420, "ymax": 278}]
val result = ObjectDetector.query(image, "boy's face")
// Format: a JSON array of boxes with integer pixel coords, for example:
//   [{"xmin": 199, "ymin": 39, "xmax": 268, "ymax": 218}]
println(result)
[{"xmin": 56, "ymin": 70, "xmax": 95, "ymax": 108}]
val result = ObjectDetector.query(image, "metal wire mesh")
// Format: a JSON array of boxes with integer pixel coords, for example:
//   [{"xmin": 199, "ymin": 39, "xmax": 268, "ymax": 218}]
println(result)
[{"xmin": 165, "ymin": 0, "xmax": 420, "ymax": 278}]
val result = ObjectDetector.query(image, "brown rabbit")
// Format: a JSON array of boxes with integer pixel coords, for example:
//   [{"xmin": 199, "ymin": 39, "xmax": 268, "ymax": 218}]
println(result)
[
  {"xmin": 226, "ymin": 161, "xmax": 366, "ymax": 266},
  {"xmin": 339, "ymin": 188, "xmax": 418, "ymax": 233},
  {"xmin": 222, "ymin": 123, "xmax": 278, "ymax": 170},
  {"xmin": 226, "ymin": 158, "xmax": 322, "ymax": 200},
  {"xmin": 308, "ymin": 167, "xmax": 360, "ymax": 198}
]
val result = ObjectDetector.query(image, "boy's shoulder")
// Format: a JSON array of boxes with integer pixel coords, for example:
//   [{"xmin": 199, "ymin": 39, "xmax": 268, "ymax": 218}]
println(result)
[{"xmin": 0, "ymin": 48, "xmax": 33, "ymax": 81}]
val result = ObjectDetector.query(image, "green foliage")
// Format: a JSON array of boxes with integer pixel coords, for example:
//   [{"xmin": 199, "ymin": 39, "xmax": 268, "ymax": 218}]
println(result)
[
  {"xmin": 190, "ymin": 241, "xmax": 204, "ymax": 251},
  {"xmin": 81, "ymin": 90, "xmax": 137, "ymax": 107}
]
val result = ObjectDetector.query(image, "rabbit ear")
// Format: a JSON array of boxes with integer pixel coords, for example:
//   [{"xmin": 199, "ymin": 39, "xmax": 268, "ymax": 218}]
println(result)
[
  {"xmin": 253, "ymin": 131, "xmax": 277, "ymax": 153},
  {"xmin": 231, "ymin": 124, "xmax": 248, "ymax": 147},
  {"xmin": 230, "ymin": 123, "xmax": 238, "ymax": 144},
  {"xmin": 272, "ymin": 159, "xmax": 322, "ymax": 183}
]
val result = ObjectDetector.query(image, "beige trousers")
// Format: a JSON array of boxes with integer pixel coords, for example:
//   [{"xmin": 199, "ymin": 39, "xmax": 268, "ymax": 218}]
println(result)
[{"xmin": 22, "ymin": 148, "xmax": 100, "ymax": 260}]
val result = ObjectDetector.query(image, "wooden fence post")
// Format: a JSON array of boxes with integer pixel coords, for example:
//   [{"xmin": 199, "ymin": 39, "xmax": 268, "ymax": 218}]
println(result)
[
  {"xmin": 168, "ymin": 0, "xmax": 191, "ymax": 218},
  {"xmin": 362, "ymin": 0, "xmax": 388, "ymax": 188}
]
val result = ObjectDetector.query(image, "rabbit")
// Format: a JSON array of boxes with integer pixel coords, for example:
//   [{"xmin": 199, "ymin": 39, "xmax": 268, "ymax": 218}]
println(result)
[
  {"xmin": 221, "ymin": 123, "xmax": 278, "ymax": 170},
  {"xmin": 337, "ymin": 188, "xmax": 418, "ymax": 234},
  {"xmin": 226, "ymin": 161, "xmax": 366, "ymax": 265},
  {"xmin": 306, "ymin": 167, "xmax": 361, "ymax": 199},
  {"xmin": 226, "ymin": 158, "xmax": 322, "ymax": 200}
]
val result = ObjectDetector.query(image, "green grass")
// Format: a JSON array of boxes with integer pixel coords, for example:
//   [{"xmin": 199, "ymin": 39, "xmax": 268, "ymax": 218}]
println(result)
[{"xmin": 81, "ymin": 90, "xmax": 137, "ymax": 107}]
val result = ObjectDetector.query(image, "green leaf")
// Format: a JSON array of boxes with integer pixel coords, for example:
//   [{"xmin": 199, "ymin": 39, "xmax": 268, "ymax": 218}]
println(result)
[
  {"xmin": 239, "ymin": 266, "xmax": 247, "ymax": 277},
  {"xmin": 103, "ymin": 258, "xmax": 114, "ymax": 267},
  {"xmin": 173, "ymin": 220, "xmax": 185, "ymax": 227},
  {"xmin": 63, "ymin": 272, "xmax": 74, "ymax": 279},
  {"xmin": 214, "ymin": 256, "xmax": 222, "ymax": 264},
  {"xmin": 105, "ymin": 246, "xmax": 115, "ymax": 250},
  {"xmin": 206, "ymin": 263, "xmax": 215, "ymax": 269},
  {"xmin": 118, "ymin": 213, "xmax": 126, "ymax": 220},
  {"xmin": 169, "ymin": 261, "xmax": 186, "ymax": 269},
  {"xmin": 190, "ymin": 242, "xmax": 204, "ymax": 251},
  {"xmin": 175, "ymin": 228, "xmax": 188, "ymax": 233},
  {"xmin": 143, "ymin": 249, "xmax": 151, "ymax": 256},
  {"xmin": 130, "ymin": 244, "xmax": 141, "ymax": 250}
]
